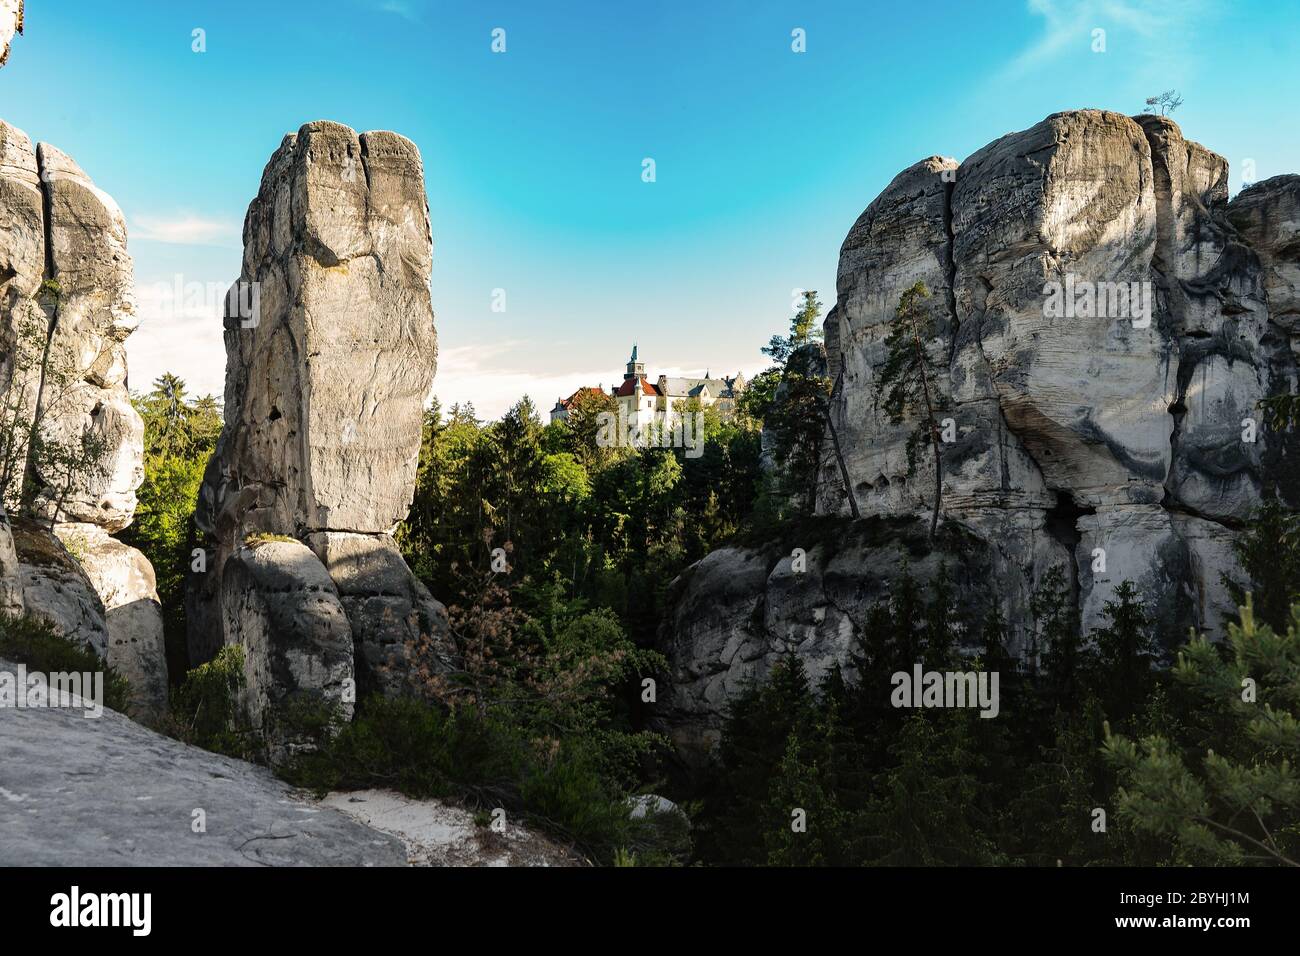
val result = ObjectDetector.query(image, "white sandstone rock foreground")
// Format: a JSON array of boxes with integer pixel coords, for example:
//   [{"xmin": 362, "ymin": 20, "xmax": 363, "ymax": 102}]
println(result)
[
  {"xmin": 0, "ymin": 667, "xmax": 580, "ymax": 865},
  {"xmin": 189, "ymin": 121, "xmax": 452, "ymax": 759},
  {"xmin": 0, "ymin": 118, "xmax": 166, "ymax": 722},
  {"xmin": 660, "ymin": 110, "xmax": 1300, "ymax": 762}
]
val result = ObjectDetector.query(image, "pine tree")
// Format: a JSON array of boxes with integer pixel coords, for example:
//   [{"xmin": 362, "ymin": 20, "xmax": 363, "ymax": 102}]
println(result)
[
  {"xmin": 878, "ymin": 281, "xmax": 947, "ymax": 538},
  {"xmin": 1092, "ymin": 580, "xmax": 1158, "ymax": 725},
  {"xmin": 1104, "ymin": 597, "xmax": 1300, "ymax": 866}
]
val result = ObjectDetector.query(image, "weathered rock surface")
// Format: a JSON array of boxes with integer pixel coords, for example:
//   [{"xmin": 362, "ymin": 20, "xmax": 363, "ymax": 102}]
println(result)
[
  {"xmin": 9, "ymin": 514, "xmax": 109, "ymax": 658},
  {"xmin": 219, "ymin": 538, "xmax": 355, "ymax": 764},
  {"xmin": 54, "ymin": 523, "xmax": 167, "ymax": 723},
  {"xmin": 196, "ymin": 120, "xmax": 436, "ymax": 544},
  {"xmin": 0, "ymin": 118, "xmax": 165, "ymax": 720},
  {"xmin": 305, "ymin": 531, "xmax": 451, "ymax": 699},
  {"xmin": 0, "ymin": 665, "xmax": 408, "ymax": 866},
  {"xmin": 0, "ymin": 505, "xmax": 22, "ymax": 616},
  {"xmin": 664, "ymin": 111, "xmax": 1300, "ymax": 761},
  {"xmin": 189, "ymin": 122, "xmax": 450, "ymax": 752},
  {"xmin": 0, "ymin": 665, "xmax": 577, "ymax": 866},
  {"xmin": 659, "ymin": 518, "xmax": 996, "ymax": 763},
  {"xmin": 0, "ymin": 1, "xmax": 21, "ymax": 68},
  {"xmin": 1228, "ymin": 175, "xmax": 1300, "ymax": 337}
]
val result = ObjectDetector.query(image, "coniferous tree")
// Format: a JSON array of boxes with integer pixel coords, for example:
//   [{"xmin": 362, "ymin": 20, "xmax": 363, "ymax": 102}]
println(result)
[{"xmin": 878, "ymin": 281, "xmax": 948, "ymax": 538}]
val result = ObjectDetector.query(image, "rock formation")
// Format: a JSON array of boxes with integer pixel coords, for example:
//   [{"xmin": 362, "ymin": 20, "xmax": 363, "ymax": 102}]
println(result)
[
  {"xmin": 189, "ymin": 121, "xmax": 451, "ymax": 759},
  {"xmin": 0, "ymin": 664, "xmax": 581, "ymax": 865},
  {"xmin": 659, "ymin": 111, "xmax": 1299, "ymax": 763},
  {"xmin": 0, "ymin": 1, "xmax": 22, "ymax": 68},
  {"xmin": 0, "ymin": 118, "xmax": 166, "ymax": 722}
]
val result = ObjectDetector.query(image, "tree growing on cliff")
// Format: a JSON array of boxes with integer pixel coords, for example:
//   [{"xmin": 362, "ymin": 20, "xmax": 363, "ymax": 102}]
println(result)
[
  {"xmin": 1142, "ymin": 90, "xmax": 1183, "ymax": 116},
  {"xmin": 878, "ymin": 281, "xmax": 947, "ymax": 539},
  {"xmin": 751, "ymin": 290, "xmax": 835, "ymax": 517}
]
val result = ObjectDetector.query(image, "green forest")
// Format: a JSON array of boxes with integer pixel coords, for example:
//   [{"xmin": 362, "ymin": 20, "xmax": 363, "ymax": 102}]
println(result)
[{"xmin": 29, "ymin": 291, "xmax": 1299, "ymax": 868}]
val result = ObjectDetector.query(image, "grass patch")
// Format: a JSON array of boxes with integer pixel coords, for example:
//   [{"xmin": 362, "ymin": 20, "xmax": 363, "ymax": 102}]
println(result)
[{"xmin": 243, "ymin": 532, "xmax": 299, "ymax": 548}]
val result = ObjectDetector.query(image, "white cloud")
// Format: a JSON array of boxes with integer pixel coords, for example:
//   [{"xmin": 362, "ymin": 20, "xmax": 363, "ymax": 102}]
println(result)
[
  {"xmin": 131, "ymin": 214, "xmax": 240, "ymax": 247},
  {"xmin": 125, "ymin": 278, "xmax": 226, "ymax": 398}
]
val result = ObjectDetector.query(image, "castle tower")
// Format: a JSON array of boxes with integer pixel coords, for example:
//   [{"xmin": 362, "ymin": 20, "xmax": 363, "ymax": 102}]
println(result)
[{"xmin": 625, "ymin": 343, "xmax": 645, "ymax": 381}]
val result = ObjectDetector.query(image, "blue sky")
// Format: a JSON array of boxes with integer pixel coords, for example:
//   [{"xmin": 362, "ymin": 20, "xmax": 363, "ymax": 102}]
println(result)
[{"xmin": 2, "ymin": 0, "xmax": 1297, "ymax": 417}]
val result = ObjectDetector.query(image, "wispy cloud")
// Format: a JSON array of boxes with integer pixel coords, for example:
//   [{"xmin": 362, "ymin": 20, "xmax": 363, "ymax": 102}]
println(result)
[
  {"xmin": 371, "ymin": 1, "xmax": 421, "ymax": 22},
  {"xmin": 132, "ymin": 214, "xmax": 240, "ymax": 247},
  {"xmin": 1005, "ymin": 0, "xmax": 1213, "ymax": 79}
]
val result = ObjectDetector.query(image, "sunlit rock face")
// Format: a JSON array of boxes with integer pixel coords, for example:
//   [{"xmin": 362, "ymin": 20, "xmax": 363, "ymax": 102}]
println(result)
[
  {"xmin": 0, "ymin": 1, "xmax": 22, "ymax": 68},
  {"xmin": 189, "ymin": 122, "xmax": 451, "ymax": 757},
  {"xmin": 663, "ymin": 111, "xmax": 1300, "ymax": 764},
  {"xmin": 0, "ymin": 119, "xmax": 165, "ymax": 723}
]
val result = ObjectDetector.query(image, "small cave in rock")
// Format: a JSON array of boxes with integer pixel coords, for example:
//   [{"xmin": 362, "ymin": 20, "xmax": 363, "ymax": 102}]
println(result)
[
  {"xmin": 268, "ymin": 406, "xmax": 282, "ymax": 422},
  {"xmin": 1044, "ymin": 490, "xmax": 1093, "ymax": 552}
]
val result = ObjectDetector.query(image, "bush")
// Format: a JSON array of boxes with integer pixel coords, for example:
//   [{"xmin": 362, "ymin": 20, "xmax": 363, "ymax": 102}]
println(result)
[
  {"xmin": 166, "ymin": 645, "xmax": 256, "ymax": 758},
  {"xmin": 0, "ymin": 614, "xmax": 130, "ymax": 712},
  {"xmin": 282, "ymin": 693, "xmax": 691, "ymax": 865}
]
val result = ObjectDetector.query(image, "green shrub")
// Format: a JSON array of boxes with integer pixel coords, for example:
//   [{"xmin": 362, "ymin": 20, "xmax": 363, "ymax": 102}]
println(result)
[
  {"xmin": 282, "ymin": 693, "xmax": 691, "ymax": 865},
  {"xmin": 0, "ymin": 614, "xmax": 130, "ymax": 712},
  {"xmin": 167, "ymin": 645, "xmax": 256, "ymax": 758}
]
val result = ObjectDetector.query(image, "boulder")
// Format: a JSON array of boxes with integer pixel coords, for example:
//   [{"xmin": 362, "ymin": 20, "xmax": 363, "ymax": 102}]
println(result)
[
  {"xmin": 305, "ymin": 531, "xmax": 453, "ymax": 700},
  {"xmin": 9, "ymin": 514, "xmax": 109, "ymax": 657},
  {"xmin": 219, "ymin": 538, "xmax": 355, "ymax": 764},
  {"xmin": 53, "ymin": 523, "xmax": 167, "ymax": 723}
]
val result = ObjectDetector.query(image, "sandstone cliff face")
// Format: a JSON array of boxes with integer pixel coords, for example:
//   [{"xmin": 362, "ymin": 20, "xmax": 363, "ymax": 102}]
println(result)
[
  {"xmin": 0, "ymin": 1, "xmax": 21, "ymax": 68},
  {"xmin": 189, "ymin": 122, "xmax": 450, "ymax": 756},
  {"xmin": 0, "ymin": 118, "xmax": 166, "ymax": 722},
  {"xmin": 661, "ymin": 111, "xmax": 1299, "ymax": 762}
]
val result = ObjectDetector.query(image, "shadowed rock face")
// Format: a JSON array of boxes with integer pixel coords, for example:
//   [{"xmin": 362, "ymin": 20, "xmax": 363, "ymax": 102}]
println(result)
[
  {"xmin": 0, "ymin": 118, "xmax": 165, "ymax": 722},
  {"xmin": 189, "ymin": 122, "xmax": 451, "ymax": 755},
  {"xmin": 662, "ymin": 110, "xmax": 1300, "ymax": 764}
]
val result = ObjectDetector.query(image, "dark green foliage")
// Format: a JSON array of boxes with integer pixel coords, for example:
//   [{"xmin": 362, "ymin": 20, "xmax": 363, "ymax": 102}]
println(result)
[
  {"xmin": 284, "ymin": 694, "xmax": 691, "ymax": 865},
  {"xmin": 1229, "ymin": 499, "xmax": 1300, "ymax": 633},
  {"xmin": 1104, "ymin": 597, "xmax": 1300, "ymax": 865},
  {"xmin": 121, "ymin": 374, "xmax": 223, "ymax": 681},
  {"xmin": 165, "ymin": 645, "xmax": 256, "ymax": 759},
  {"xmin": 0, "ymin": 613, "xmax": 130, "ymax": 712}
]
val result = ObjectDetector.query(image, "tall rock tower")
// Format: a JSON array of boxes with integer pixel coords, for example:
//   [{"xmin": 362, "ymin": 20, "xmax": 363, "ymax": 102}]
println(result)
[
  {"xmin": 0, "ymin": 118, "xmax": 167, "ymax": 722},
  {"xmin": 189, "ymin": 121, "xmax": 451, "ymax": 759}
]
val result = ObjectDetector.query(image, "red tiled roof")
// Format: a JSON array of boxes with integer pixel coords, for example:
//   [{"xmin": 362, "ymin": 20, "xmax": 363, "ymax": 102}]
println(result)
[
  {"xmin": 614, "ymin": 376, "xmax": 659, "ymax": 397},
  {"xmin": 557, "ymin": 386, "xmax": 606, "ymax": 409}
]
